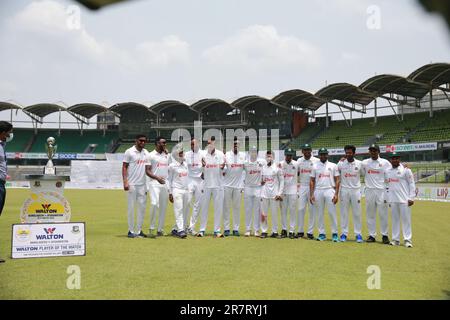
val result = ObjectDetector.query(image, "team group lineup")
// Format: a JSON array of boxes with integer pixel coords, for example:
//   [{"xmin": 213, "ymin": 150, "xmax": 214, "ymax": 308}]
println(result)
[{"xmin": 122, "ymin": 134, "xmax": 416, "ymax": 248}]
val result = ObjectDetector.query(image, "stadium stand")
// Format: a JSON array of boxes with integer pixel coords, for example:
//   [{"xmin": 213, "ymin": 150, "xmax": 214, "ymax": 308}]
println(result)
[{"xmin": 409, "ymin": 109, "xmax": 450, "ymax": 143}]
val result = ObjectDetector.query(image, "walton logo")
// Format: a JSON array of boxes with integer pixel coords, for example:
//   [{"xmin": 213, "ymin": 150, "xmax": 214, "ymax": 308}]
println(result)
[
  {"xmin": 44, "ymin": 227, "xmax": 56, "ymax": 235},
  {"xmin": 36, "ymin": 204, "xmax": 57, "ymax": 214},
  {"xmin": 36, "ymin": 227, "xmax": 64, "ymax": 240}
]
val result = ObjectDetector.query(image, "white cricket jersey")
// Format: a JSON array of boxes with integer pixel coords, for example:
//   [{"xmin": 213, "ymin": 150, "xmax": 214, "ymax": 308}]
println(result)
[
  {"xmin": 147, "ymin": 150, "xmax": 170, "ymax": 187},
  {"xmin": 185, "ymin": 149, "xmax": 205, "ymax": 178},
  {"xmin": 298, "ymin": 156, "xmax": 319, "ymax": 186},
  {"xmin": 168, "ymin": 160, "xmax": 189, "ymax": 193},
  {"xmin": 223, "ymin": 151, "xmax": 246, "ymax": 188},
  {"xmin": 385, "ymin": 165, "xmax": 416, "ymax": 204},
  {"xmin": 261, "ymin": 163, "xmax": 284, "ymax": 199},
  {"xmin": 362, "ymin": 157, "xmax": 391, "ymax": 189},
  {"xmin": 244, "ymin": 158, "xmax": 266, "ymax": 187},
  {"xmin": 202, "ymin": 150, "xmax": 225, "ymax": 189},
  {"xmin": 280, "ymin": 160, "xmax": 298, "ymax": 195},
  {"xmin": 123, "ymin": 146, "xmax": 150, "ymax": 186},
  {"xmin": 338, "ymin": 159, "xmax": 362, "ymax": 189},
  {"xmin": 311, "ymin": 160, "xmax": 339, "ymax": 190}
]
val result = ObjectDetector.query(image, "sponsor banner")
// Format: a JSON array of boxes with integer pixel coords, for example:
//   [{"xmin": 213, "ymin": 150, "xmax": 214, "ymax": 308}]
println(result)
[
  {"xmin": 21, "ymin": 191, "xmax": 71, "ymax": 223},
  {"xmin": 415, "ymin": 186, "xmax": 450, "ymax": 202},
  {"xmin": 76, "ymin": 153, "xmax": 97, "ymax": 160},
  {"xmin": 58, "ymin": 153, "xmax": 77, "ymax": 160},
  {"xmin": 6, "ymin": 153, "xmax": 105, "ymax": 160},
  {"xmin": 312, "ymin": 142, "xmax": 438, "ymax": 156},
  {"xmin": 11, "ymin": 222, "xmax": 85, "ymax": 259}
]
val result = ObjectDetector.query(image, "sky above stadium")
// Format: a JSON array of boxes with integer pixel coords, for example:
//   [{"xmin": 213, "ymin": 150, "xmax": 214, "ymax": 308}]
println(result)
[{"xmin": 0, "ymin": 0, "xmax": 450, "ymax": 126}]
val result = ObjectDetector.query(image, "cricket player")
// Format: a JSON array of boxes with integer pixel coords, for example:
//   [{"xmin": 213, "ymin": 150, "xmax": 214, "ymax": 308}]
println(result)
[
  {"xmin": 260, "ymin": 151, "xmax": 284, "ymax": 239},
  {"xmin": 168, "ymin": 146, "xmax": 190, "ymax": 239},
  {"xmin": 147, "ymin": 136, "xmax": 170, "ymax": 237},
  {"xmin": 362, "ymin": 144, "xmax": 391, "ymax": 244},
  {"xmin": 122, "ymin": 134, "xmax": 150, "ymax": 238},
  {"xmin": 310, "ymin": 148, "xmax": 340, "ymax": 242},
  {"xmin": 0, "ymin": 121, "xmax": 13, "ymax": 263},
  {"xmin": 297, "ymin": 144, "xmax": 319, "ymax": 240},
  {"xmin": 243, "ymin": 146, "xmax": 266, "ymax": 237},
  {"xmin": 197, "ymin": 138, "xmax": 226, "ymax": 238},
  {"xmin": 279, "ymin": 148, "xmax": 298, "ymax": 239},
  {"xmin": 223, "ymin": 138, "xmax": 245, "ymax": 236},
  {"xmin": 338, "ymin": 145, "xmax": 363, "ymax": 243},
  {"xmin": 385, "ymin": 152, "xmax": 415, "ymax": 248},
  {"xmin": 185, "ymin": 138, "xmax": 205, "ymax": 236}
]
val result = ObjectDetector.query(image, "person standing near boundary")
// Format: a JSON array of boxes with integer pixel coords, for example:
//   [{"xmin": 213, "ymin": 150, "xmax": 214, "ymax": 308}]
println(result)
[
  {"xmin": 297, "ymin": 144, "xmax": 319, "ymax": 240},
  {"xmin": 385, "ymin": 152, "xmax": 416, "ymax": 248},
  {"xmin": 338, "ymin": 145, "xmax": 364, "ymax": 243},
  {"xmin": 223, "ymin": 137, "xmax": 245, "ymax": 237},
  {"xmin": 0, "ymin": 121, "xmax": 13, "ymax": 263},
  {"xmin": 279, "ymin": 148, "xmax": 298, "ymax": 239},
  {"xmin": 123, "ymin": 134, "xmax": 150, "ymax": 239},
  {"xmin": 310, "ymin": 148, "xmax": 340, "ymax": 242},
  {"xmin": 147, "ymin": 136, "xmax": 170, "ymax": 237}
]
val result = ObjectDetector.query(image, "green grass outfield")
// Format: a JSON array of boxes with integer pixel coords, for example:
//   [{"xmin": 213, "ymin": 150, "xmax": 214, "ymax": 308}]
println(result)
[{"xmin": 1, "ymin": 189, "xmax": 450, "ymax": 300}]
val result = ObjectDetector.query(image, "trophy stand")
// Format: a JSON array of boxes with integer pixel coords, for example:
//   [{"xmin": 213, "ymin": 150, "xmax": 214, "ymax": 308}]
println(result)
[{"xmin": 21, "ymin": 137, "xmax": 72, "ymax": 223}]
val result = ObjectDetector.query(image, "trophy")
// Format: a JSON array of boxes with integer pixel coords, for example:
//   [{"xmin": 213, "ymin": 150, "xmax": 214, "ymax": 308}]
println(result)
[{"xmin": 44, "ymin": 137, "xmax": 57, "ymax": 175}]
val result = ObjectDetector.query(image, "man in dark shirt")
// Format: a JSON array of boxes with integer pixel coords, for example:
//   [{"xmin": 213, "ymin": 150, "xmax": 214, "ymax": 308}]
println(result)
[{"xmin": 0, "ymin": 121, "xmax": 13, "ymax": 264}]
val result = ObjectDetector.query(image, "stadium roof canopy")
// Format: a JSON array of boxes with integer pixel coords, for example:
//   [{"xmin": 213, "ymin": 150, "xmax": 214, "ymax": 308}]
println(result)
[
  {"xmin": 23, "ymin": 103, "xmax": 66, "ymax": 123},
  {"xmin": 150, "ymin": 100, "xmax": 193, "ymax": 114},
  {"xmin": 0, "ymin": 102, "xmax": 21, "ymax": 112},
  {"xmin": 109, "ymin": 102, "xmax": 156, "ymax": 117},
  {"xmin": 67, "ymin": 103, "xmax": 111, "ymax": 124},
  {"xmin": 359, "ymin": 75, "xmax": 430, "ymax": 100},
  {"xmin": 408, "ymin": 63, "xmax": 450, "ymax": 88},
  {"xmin": 271, "ymin": 89, "xmax": 324, "ymax": 111},
  {"xmin": 231, "ymin": 95, "xmax": 288, "ymax": 111},
  {"xmin": 315, "ymin": 83, "xmax": 374, "ymax": 112},
  {"xmin": 190, "ymin": 99, "xmax": 235, "ymax": 112}
]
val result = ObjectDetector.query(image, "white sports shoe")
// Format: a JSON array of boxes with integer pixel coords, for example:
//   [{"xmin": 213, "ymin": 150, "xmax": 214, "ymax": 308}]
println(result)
[
  {"xmin": 390, "ymin": 240, "xmax": 400, "ymax": 246},
  {"xmin": 244, "ymin": 231, "xmax": 251, "ymax": 237},
  {"xmin": 254, "ymin": 231, "xmax": 260, "ymax": 237},
  {"xmin": 404, "ymin": 240, "xmax": 413, "ymax": 248}
]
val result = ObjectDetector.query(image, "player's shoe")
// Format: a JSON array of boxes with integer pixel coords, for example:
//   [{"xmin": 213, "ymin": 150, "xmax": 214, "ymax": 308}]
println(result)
[
  {"xmin": 260, "ymin": 233, "xmax": 268, "ymax": 239},
  {"xmin": 289, "ymin": 232, "xmax": 295, "ymax": 239},
  {"xmin": 404, "ymin": 240, "xmax": 413, "ymax": 248},
  {"xmin": 244, "ymin": 231, "xmax": 251, "ymax": 237},
  {"xmin": 196, "ymin": 231, "xmax": 205, "ymax": 237},
  {"xmin": 317, "ymin": 234, "xmax": 326, "ymax": 242},
  {"xmin": 178, "ymin": 231, "xmax": 187, "ymax": 239},
  {"xmin": 340, "ymin": 234, "xmax": 347, "ymax": 242},
  {"xmin": 390, "ymin": 240, "xmax": 400, "ymax": 246},
  {"xmin": 224, "ymin": 230, "xmax": 231, "ymax": 237},
  {"xmin": 280, "ymin": 230, "xmax": 288, "ymax": 238},
  {"xmin": 254, "ymin": 231, "xmax": 260, "ymax": 237},
  {"xmin": 356, "ymin": 234, "xmax": 364, "ymax": 243},
  {"xmin": 307, "ymin": 233, "xmax": 315, "ymax": 240},
  {"xmin": 171, "ymin": 229, "xmax": 178, "ymax": 237},
  {"xmin": 366, "ymin": 236, "xmax": 376, "ymax": 243},
  {"xmin": 187, "ymin": 228, "xmax": 197, "ymax": 236},
  {"xmin": 270, "ymin": 232, "xmax": 279, "ymax": 239},
  {"xmin": 332, "ymin": 234, "xmax": 339, "ymax": 242},
  {"xmin": 0, "ymin": 257, "xmax": 5, "ymax": 263},
  {"xmin": 382, "ymin": 235, "xmax": 390, "ymax": 245},
  {"xmin": 297, "ymin": 232, "xmax": 305, "ymax": 239},
  {"xmin": 214, "ymin": 232, "xmax": 224, "ymax": 238},
  {"xmin": 137, "ymin": 231, "xmax": 147, "ymax": 238},
  {"xmin": 232, "ymin": 230, "xmax": 240, "ymax": 237},
  {"xmin": 157, "ymin": 230, "xmax": 165, "ymax": 237},
  {"xmin": 127, "ymin": 231, "xmax": 136, "ymax": 238}
]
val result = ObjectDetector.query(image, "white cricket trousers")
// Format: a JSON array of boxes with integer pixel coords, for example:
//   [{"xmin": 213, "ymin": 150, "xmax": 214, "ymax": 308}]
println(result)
[
  {"xmin": 365, "ymin": 188, "xmax": 389, "ymax": 237},
  {"xmin": 188, "ymin": 177, "xmax": 204, "ymax": 231},
  {"xmin": 127, "ymin": 184, "xmax": 147, "ymax": 234},
  {"xmin": 172, "ymin": 189, "xmax": 191, "ymax": 232},
  {"xmin": 298, "ymin": 186, "xmax": 316, "ymax": 235},
  {"xmin": 281, "ymin": 194, "xmax": 298, "ymax": 232},
  {"xmin": 199, "ymin": 187, "xmax": 224, "ymax": 233},
  {"xmin": 223, "ymin": 186, "xmax": 242, "ymax": 231},
  {"xmin": 390, "ymin": 203, "xmax": 412, "ymax": 242},
  {"xmin": 149, "ymin": 185, "xmax": 169, "ymax": 232},
  {"xmin": 260, "ymin": 198, "xmax": 280, "ymax": 234},
  {"xmin": 340, "ymin": 187, "xmax": 362, "ymax": 236},
  {"xmin": 244, "ymin": 186, "xmax": 261, "ymax": 233},
  {"xmin": 315, "ymin": 188, "xmax": 338, "ymax": 235}
]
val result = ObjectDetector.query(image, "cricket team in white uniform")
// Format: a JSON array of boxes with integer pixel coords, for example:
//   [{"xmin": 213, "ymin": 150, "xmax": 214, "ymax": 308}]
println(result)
[{"xmin": 123, "ymin": 135, "xmax": 416, "ymax": 248}]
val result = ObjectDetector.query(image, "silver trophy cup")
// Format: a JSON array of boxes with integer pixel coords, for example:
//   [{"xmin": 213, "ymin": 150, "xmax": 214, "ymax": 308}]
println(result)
[{"xmin": 44, "ymin": 137, "xmax": 57, "ymax": 175}]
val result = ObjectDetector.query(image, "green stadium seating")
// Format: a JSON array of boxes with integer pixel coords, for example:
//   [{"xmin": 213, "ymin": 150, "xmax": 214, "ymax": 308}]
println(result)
[
  {"xmin": 409, "ymin": 109, "xmax": 450, "ymax": 143},
  {"xmin": 6, "ymin": 129, "xmax": 33, "ymax": 152}
]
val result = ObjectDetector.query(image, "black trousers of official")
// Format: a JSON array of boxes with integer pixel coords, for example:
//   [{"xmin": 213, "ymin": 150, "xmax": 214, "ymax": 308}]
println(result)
[{"xmin": 0, "ymin": 180, "xmax": 5, "ymax": 215}]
